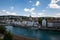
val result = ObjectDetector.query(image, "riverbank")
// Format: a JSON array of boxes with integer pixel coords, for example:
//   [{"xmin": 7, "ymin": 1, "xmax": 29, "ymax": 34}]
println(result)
[
  {"xmin": 39, "ymin": 27, "xmax": 60, "ymax": 31},
  {"xmin": 13, "ymin": 34, "xmax": 37, "ymax": 40}
]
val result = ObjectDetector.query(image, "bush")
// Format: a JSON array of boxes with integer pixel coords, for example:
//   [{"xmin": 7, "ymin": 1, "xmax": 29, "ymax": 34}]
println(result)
[
  {"xmin": 0, "ymin": 25, "xmax": 6, "ymax": 34},
  {"xmin": 0, "ymin": 25, "xmax": 13, "ymax": 40},
  {"xmin": 3, "ymin": 32, "xmax": 13, "ymax": 40},
  {"xmin": 38, "ymin": 18, "xmax": 42, "ymax": 25}
]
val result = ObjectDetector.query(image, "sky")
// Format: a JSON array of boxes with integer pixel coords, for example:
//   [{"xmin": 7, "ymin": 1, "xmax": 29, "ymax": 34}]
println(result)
[{"xmin": 0, "ymin": 0, "xmax": 60, "ymax": 17}]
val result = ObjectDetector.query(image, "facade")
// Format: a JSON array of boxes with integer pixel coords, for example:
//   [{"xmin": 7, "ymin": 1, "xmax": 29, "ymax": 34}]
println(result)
[
  {"xmin": 0, "ymin": 15, "xmax": 39, "ymax": 27},
  {"xmin": 47, "ymin": 22, "xmax": 53, "ymax": 27},
  {"xmin": 47, "ymin": 18, "xmax": 60, "ymax": 28},
  {"xmin": 11, "ymin": 20, "xmax": 39, "ymax": 27},
  {"xmin": 42, "ymin": 19, "xmax": 46, "ymax": 27},
  {"xmin": 47, "ymin": 20, "xmax": 60, "ymax": 28},
  {"xmin": 42, "ymin": 18, "xmax": 60, "ymax": 28}
]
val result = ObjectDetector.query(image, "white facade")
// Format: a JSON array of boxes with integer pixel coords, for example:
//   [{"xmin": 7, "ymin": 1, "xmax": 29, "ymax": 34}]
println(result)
[
  {"xmin": 47, "ymin": 22, "xmax": 53, "ymax": 27},
  {"xmin": 11, "ymin": 21, "xmax": 38, "ymax": 27},
  {"xmin": 33, "ymin": 22, "xmax": 38, "ymax": 26},
  {"xmin": 27, "ymin": 21, "xmax": 34, "ymax": 26},
  {"xmin": 47, "ymin": 22, "xmax": 60, "ymax": 27},
  {"xmin": 54, "ymin": 23, "xmax": 60, "ymax": 27},
  {"xmin": 22, "ymin": 21, "xmax": 27, "ymax": 25},
  {"xmin": 42, "ymin": 19, "xmax": 46, "ymax": 27}
]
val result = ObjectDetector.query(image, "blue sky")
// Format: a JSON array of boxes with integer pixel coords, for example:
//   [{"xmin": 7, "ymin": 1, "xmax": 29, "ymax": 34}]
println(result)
[{"xmin": 0, "ymin": 0, "xmax": 60, "ymax": 17}]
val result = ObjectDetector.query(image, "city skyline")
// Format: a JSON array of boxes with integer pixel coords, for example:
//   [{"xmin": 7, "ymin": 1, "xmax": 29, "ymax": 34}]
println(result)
[{"xmin": 0, "ymin": 0, "xmax": 60, "ymax": 17}]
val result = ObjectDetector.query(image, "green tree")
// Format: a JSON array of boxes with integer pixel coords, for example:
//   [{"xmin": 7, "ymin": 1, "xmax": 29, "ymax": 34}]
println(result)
[
  {"xmin": 0, "ymin": 25, "xmax": 13, "ymax": 40},
  {"xmin": 0, "ymin": 25, "xmax": 6, "ymax": 34},
  {"xmin": 38, "ymin": 18, "xmax": 43, "ymax": 26},
  {"xmin": 3, "ymin": 31, "xmax": 13, "ymax": 40}
]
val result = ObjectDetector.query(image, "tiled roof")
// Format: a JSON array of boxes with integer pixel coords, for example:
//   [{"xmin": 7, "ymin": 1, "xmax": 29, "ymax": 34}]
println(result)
[{"xmin": 47, "ymin": 18, "xmax": 60, "ymax": 23}]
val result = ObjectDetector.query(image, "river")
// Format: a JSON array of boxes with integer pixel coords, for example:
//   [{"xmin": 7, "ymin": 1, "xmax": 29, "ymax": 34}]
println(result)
[{"xmin": 5, "ymin": 26, "xmax": 60, "ymax": 40}]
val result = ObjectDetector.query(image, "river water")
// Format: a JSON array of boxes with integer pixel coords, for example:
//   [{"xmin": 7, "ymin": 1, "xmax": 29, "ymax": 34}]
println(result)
[{"xmin": 5, "ymin": 26, "xmax": 60, "ymax": 40}]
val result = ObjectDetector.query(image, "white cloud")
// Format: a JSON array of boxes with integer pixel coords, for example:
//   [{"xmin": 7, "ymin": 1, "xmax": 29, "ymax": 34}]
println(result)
[
  {"xmin": 35, "ymin": 1, "xmax": 40, "ymax": 6},
  {"xmin": 30, "ymin": 12, "xmax": 51, "ymax": 17},
  {"xmin": 30, "ymin": 8, "xmax": 35, "ymax": 12},
  {"xmin": 38, "ymin": 13, "xmax": 44, "ymax": 16},
  {"xmin": 0, "ymin": 10, "xmax": 17, "ymax": 15},
  {"xmin": 37, "ymin": 13, "xmax": 54, "ymax": 17},
  {"xmin": 24, "ymin": 8, "xmax": 30, "ymax": 12},
  {"xmin": 31, "ymin": 13, "xmax": 48, "ymax": 17},
  {"xmin": 24, "ymin": 7, "xmax": 35, "ymax": 12},
  {"xmin": 29, "ymin": 0, "xmax": 32, "ymax": 3},
  {"xmin": 24, "ymin": 7, "xmax": 36, "ymax": 16},
  {"xmin": 10, "ymin": 6, "xmax": 14, "ymax": 11},
  {"xmin": 54, "ymin": 13, "xmax": 60, "ymax": 17},
  {"xmin": 24, "ymin": 8, "xmax": 48, "ymax": 17},
  {"xmin": 48, "ymin": 0, "xmax": 60, "ymax": 9},
  {"xmin": 56, "ymin": 13, "xmax": 60, "ymax": 15},
  {"xmin": 51, "ymin": 0, "xmax": 60, "ymax": 3},
  {"xmin": 6, "ymin": 11, "xmax": 17, "ymax": 15},
  {"xmin": 11, "ymin": 12, "xmax": 17, "ymax": 15},
  {"xmin": 23, "ymin": 14, "xmax": 30, "ymax": 17},
  {"xmin": 6, "ymin": 11, "xmax": 10, "ymax": 14},
  {"xmin": 0, "ymin": 12, "xmax": 1, "ymax": 13},
  {"xmin": 2, "ymin": 10, "xmax": 6, "ymax": 12},
  {"xmin": 31, "ymin": 12, "xmax": 36, "ymax": 14},
  {"xmin": 38, "ymin": 13, "xmax": 60, "ymax": 17},
  {"xmin": 42, "ymin": 10, "xmax": 46, "ymax": 12},
  {"xmin": 31, "ymin": 14, "xmax": 38, "ymax": 17},
  {"xmin": 33, "ymin": 1, "xmax": 40, "ymax": 7},
  {"xmin": 38, "ymin": 13, "xmax": 46, "ymax": 17}
]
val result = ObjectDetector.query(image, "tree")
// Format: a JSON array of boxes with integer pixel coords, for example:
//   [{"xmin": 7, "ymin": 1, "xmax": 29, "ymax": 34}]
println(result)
[
  {"xmin": 0, "ymin": 25, "xmax": 13, "ymax": 40},
  {"xmin": 0, "ymin": 25, "xmax": 6, "ymax": 34},
  {"xmin": 38, "ymin": 18, "xmax": 43, "ymax": 26},
  {"xmin": 3, "ymin": 31, "xmax": 13, "ymax": 40}
]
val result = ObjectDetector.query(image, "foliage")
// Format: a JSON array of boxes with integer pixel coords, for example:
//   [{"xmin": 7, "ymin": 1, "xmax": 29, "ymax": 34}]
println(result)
[
  {"xmin": 3, "ymin": 31, "xmax": 13, "ymax": 40},
  {"xmin": 0, "ymin": 25, "xmax": 6, "ymax": 34},
  {"xmin": 0, "ymin": 25, "xmax": 13, "ymax": 40},
  {"xmin": 38, "ymin": 18, "xmax": 43, "ymax": 26},
  {"xmin": 0, "ymin": 21, "xmax": 6, "ymax": 24}
]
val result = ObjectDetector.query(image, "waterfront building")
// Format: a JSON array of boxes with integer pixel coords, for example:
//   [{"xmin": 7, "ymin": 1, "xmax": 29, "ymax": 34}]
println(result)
[
  {"xmin": 47, "ymin": 18, "xmax": 60, "ymax": 28},
  {"xmin": 42, "ymin": 19, "xmax": 46, "ymax": 28},
  {"xmin": 0, "ymin": 15, "xmax": 39, "ymax": 27},
  {"xmin": 42, "ymin": 18, "xmax": 60, "ymax": 29}
]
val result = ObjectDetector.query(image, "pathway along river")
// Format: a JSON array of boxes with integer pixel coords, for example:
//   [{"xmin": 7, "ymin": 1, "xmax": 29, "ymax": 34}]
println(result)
[{"xmin": 5, "ymin": 26, "xmax": 60, "ymax": 40}]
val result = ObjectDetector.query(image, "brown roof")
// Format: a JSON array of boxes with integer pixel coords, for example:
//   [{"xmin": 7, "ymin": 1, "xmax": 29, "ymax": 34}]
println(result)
[{"xmin": 47, "ymin": 18, "xmax": 60, "ymax": 23}]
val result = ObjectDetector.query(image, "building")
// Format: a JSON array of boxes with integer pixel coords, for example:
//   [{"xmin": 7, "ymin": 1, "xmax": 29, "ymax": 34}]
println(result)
[
  {"xmin": 0, "ymin": 15, "xmax": 39, "ymax": 27},
  {"xmin": 42, "ymin": 18, "xmax": 60, "ymax": 29},
  {"xmin": 42, "ymin": 19, "xmax": 46, "ymax": 27},
  {"xmin": 47, "ymin": 18, "xmax": 60, "ymax": 28}
]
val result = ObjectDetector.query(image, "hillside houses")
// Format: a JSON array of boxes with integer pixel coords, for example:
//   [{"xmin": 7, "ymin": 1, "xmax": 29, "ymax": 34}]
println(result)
[{"xmin": 0, "ymin": 15, "xmax": 40, "ymax": 28}]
